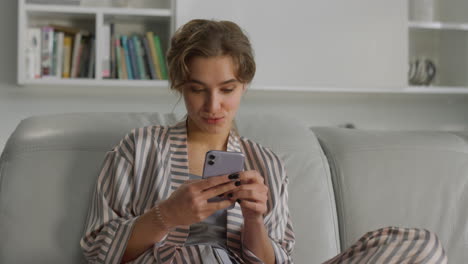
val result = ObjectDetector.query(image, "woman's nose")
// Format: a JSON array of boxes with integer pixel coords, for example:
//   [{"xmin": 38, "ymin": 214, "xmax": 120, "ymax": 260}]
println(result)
[{"xmin": 205, "ymin": 93, "xmax": 221, "ymax": 112}]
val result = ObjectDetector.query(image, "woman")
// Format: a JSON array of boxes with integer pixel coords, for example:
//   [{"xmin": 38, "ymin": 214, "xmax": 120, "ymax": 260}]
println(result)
[
  {"xmin": 81, "ymin": 19, "xmax": 292, "ymax": 264},
  {"xmin": 81, "ymin": 19, "xmax": 447, "ymax": 264}
]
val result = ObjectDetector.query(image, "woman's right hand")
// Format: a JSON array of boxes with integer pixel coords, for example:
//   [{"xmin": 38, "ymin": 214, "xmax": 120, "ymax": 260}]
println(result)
[{"xmin": 158, "ymin": 174, "xmax": 239, "ymax": 228}]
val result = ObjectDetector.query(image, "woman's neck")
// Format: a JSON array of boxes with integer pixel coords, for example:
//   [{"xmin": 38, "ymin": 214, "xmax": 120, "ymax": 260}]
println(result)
[{"xmin": 186, "ymin": 118, "xmax": 231, "ymax": 151}]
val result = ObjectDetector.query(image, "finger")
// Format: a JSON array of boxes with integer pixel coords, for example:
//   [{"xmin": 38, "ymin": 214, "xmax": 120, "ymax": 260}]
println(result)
[
  {"xmin": 205, "ymin": 199, "xmax": 235, "ymax": 212},
  {"xmin": 236, "ymin": 199, "xmax": 267, "ymax": 214},
  {"xmin": 202, "ymin": 180, "xmax": 240, "ymax": 200},
  {"xmin": 231, "ymin": 189, "xmax": 267, "ymax": 203},
  {"xmin": 191, "ymin": 174, "xmax": 232, "ymax": 191},
  {"xmin": 229, "ymin": 184, "xmax": 268, "ymax": 199},
  {"xmin": 239, "ymin": 170, "xmax": 264, "ymax": 184}
]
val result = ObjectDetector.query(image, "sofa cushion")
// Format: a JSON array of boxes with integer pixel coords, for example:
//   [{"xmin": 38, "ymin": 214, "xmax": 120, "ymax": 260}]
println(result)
[
  {"xmin": 312, "ymin": 127, "xmax": 468, "ymax": 263},
  {"xmin": 0, "ymin": 113, "xmax": 339, "ymax": 263},
  {"xmin": 236, "ymin": 114, "xmax": 340, "ymax": 263}
]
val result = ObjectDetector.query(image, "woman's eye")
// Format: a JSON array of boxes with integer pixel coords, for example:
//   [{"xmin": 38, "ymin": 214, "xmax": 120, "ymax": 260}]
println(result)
[
  {"xmin": 222, "ymin": 87, "xmax": 235, "ymax": 93},
  {"xmin": 190, "ymin": 87, "xmax": 204, "ymax": 93}
]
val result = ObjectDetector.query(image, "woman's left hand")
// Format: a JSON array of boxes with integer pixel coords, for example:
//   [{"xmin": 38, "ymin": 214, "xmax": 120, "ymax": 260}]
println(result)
[{"xmin": 228, "ymin": 170, "xmax": 269, "ymax": 222}]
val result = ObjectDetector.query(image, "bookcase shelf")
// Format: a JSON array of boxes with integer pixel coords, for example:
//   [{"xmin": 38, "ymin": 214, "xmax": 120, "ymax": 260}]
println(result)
[
  {"xmin": 408, "ymin": 0, "xmax": 468, "ymax": 90},
  {"xmin": 25, "ymin": 4, "xmax": 172, "ymax": 17},
  {"xmin": 409, "ymin": 21, "xmax": 468, "ymax": 31},
  {"xmin": 22, "ymin": 78, "xmax": 169, "ymax": 87},
  {"xmin": 18, "ymin": 0, "xmax": 174, "ymax": 87}
]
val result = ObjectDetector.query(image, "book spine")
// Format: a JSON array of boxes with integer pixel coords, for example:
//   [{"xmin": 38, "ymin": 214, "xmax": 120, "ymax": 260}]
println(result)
[
  {"xmin": 75, "ymin": 39, "xmax": 85, "ymax": 78},
  {"xmin": 154, "ymin": 35, "xmax": 168, "ymax": 80},
  {"xmin": 119, "ymin": 38, "xmax": 128, "ymax": 79},
  {"xmin": 115, "ymin": 36, "xmax": 122, "ymax": 79},
  {"xmin": 121, "ymin": 35, "xmax": 133, "ymax": 80},
  {"xmin": 142, "ymin": 36, "xmax": 156, "ymax": 80},
  {"xmin": 110, "ymin": 23, "xmax": 116, "ymax": 79},
  {"xmin": 79, "ymin": 39, "xmax": 89, "ymax": 78},
  {"xmin": 88, "ymin": 38, "xmax": 96, "ymax": 78},
  {"xmin": 133, "ymin": 36, "xmax": 147, "ymax": 80},
  {"xmin": 146, "ymin": 32, "xmax": 162, "ymax": 79},
  {"xmin": 51, "ymin": 33, "xmax": 58, "ymax": 76},
  {"xmin": 55, "ymin": 32, "xmax": 64, "ymax": 78},
  {"xmin": 41, "ymin": 26, "xmax": 54, "ymax": 77},
  {"xmin": 26, "ymin": 28, "xmax": 41, "ymax": 79},
  {"xmin": 70, "ymin": 32, "xmax": 82, "ymax": 78},
  {"xmin": 62, "ymin": 35, "xmax": 73, "ymax": 78},
  {"xmin": 101, "ymin": 24, "xmax": 111, "ymax": 78},
  {"xmin": 127, "ymin": 36, "xmax": 140, "ymax": 80}
]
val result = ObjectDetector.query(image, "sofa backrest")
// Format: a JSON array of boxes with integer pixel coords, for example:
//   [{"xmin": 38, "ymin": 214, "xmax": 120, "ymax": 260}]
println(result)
[
  {"xmin": 312, "ymin": 127, "xmax": 468, "ymax": 263},
  {"xmin": 0, "ymin": 113, "xmax": 339, "ymax": 263}
]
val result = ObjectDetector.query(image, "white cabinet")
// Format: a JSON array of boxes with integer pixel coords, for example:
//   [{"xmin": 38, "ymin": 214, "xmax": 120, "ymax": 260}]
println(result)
[
  {"xmin": 408, "ymin": 0, "xmax": 468, "ymax": 90},
  {"xmin": 17, "ymin": 0, "xmax": 174, "ymax": 87}
]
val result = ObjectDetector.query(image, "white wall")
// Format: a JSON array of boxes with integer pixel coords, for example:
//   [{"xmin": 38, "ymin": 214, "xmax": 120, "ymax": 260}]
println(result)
[
  {"xmin": 1, "ymin": 0, "xmax": 468, "ymax": 152},
  {"xmin": 176, "ymin": 0, "xmax": 407, "ymax": 89}
]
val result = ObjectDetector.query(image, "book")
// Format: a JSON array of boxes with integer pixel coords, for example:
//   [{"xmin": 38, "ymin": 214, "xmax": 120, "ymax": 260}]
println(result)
[
  {"xmin": 70, "ymin": 32, "xmax": 82, "ymax": 78},
  {"xmin": 51, "ymin": 33, "xmax": 58, "ymax": 76},
  {"xmin": 26, "ymin": 28, "xmax": 41, "ymax": 79},
  {"xmin": 88, "ymin": 38, "xmax": 95, "ymax": 78},
  {"xmin": 115, "ymin": 36, "xmax": 123, "ymax": 79},
  {"xmin": 121, "ymin": 35, "xmax": 133, "ymax": 80},
  {"xmin": 62, "ymin": 35, "xmax": 73, "ymax": 78},
  {"xmin": 110, "ymin": 23, "xmax": 116, "ymax": 79},
  {"xmin": 119, "ymin": 38, "xmax": 128, "ymax": 79},
  {"xmin": 101, "ymin": 24, "xmax": 111, "ymax": 78},
  {"xmin": 127, "ymin": 36, "xmax": 140, "ymax": 79},
  {"xmin": 153, "ymin": 35, "xmax": 168, "ymax": 80},
  {"xmin": 78, "ymin": 38, "xmax": 90, "ymax": 78},
  {"xmin": 133, "ymin": 35, "xmax": 147, "ymax": 80},
  {"xmin": 142, "ymin": 36, "xmax": 157, "ymax": 80},
  {"xmin": 41, "ymin": 26, "xmax": 54, "ymax": 77},
  {"xmin": 54, "ymin": 32, "xmax": 64, "ymax": 78},
  {"xmin": 146, "ymin": 32, "xmax": 162, "ymax": 79}
]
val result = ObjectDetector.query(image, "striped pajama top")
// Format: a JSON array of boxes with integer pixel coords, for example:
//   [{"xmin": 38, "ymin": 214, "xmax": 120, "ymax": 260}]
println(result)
[{"xmin": 80, "ymin": 120, "xmax": 295, "ymax": 264}]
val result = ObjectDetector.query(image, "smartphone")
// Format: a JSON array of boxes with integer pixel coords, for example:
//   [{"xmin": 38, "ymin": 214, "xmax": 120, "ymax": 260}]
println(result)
[{"xmin": 202, "ymin": 150, "xmax": 245, "ymax": 209}]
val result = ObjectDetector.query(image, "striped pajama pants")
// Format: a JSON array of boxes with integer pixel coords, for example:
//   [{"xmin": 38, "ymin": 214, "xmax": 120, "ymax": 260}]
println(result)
[{"xmin": 323, "ymin": 227, "xmax": 447, "ymax": 264}]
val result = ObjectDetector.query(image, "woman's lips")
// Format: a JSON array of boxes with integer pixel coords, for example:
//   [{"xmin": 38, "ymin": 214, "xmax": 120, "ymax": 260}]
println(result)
[{"xmin": 203, "ymin": 117, "xmax": 224, "ymax": 124}]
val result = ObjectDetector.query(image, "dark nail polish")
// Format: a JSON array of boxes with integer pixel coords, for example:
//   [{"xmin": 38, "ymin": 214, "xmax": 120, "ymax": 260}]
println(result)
[
  {"xmin": 229, "ymin": 173, "xmax": 239, "ymax": 180},
  {"xmin": 228, "ymin": 193, "xmax": 233, "ymax": 198},
  {"xmin": 235, "ymin": 181, "xmax": 241, "ymax": 186},
  {"xmin": 236, "ymin": 199, "xmax": 241, "ymax": 204}
]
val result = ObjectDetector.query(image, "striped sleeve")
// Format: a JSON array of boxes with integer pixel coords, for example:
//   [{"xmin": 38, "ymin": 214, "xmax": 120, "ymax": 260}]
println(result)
[
  {"xmin": 80, "ymin": 148, "xmax": 138, "ymax": 264},
  {"xmin": 266, "ymin": 157, "xmax": 295, "ymax": 264},
  {"xmin": 241, "ymin": 145, "xmax": 296, "ymax": 264}
]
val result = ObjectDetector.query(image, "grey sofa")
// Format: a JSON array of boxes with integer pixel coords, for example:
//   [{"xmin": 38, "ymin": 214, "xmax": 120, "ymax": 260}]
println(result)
[{"xmin": 0, "ymin": 113, "xmax": 467, "ymax": 263}]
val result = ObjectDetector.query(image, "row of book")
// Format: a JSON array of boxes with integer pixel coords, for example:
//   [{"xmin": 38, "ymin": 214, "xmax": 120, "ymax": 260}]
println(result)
[
  {"xmin": 25, "ymin": 24, "xmax": 168, "ymax": 81},
  {"xmin": 102, "ymin": 24, "xmax": 168, "ymax": 80},
  {"xmin": 26, "ymin": 25, "xmax": 95, "ymax": 79}
]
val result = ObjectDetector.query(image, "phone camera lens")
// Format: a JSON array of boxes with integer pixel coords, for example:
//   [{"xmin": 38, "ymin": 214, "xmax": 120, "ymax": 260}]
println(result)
[
  {"xmin": 208, "ymin": 160, "xmax": 215, "ymax": 165},
  {"xmin": 209, "ymin": 154, "xmax": 216, "ymax": 160}
]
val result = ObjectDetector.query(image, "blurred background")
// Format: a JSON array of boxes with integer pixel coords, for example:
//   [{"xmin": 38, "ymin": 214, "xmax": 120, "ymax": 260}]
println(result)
[{"xmin": 1, "ymin": 0, "xmax": 468, "ymax": 151}]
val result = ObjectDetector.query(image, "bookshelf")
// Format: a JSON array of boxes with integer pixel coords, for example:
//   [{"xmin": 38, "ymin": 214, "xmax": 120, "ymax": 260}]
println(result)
[
  {"xmin": 17, "ymin": 0, "xmax": 174, "ymax": 87},
  {"xmin": 408, "ymin": 0, "xmax": 468, "ymax": 90}
]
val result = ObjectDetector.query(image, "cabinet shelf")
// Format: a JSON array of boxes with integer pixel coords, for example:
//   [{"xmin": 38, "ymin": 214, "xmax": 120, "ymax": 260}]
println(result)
[
  {"xmin": 24, "ymin": 4, "xmax": 171, "ymax": 17},
  {"xmin": 409, "ymin": 21, "xmax": 468, "ymax": 31},
  {"xmin": 408, "ymin": 1, "xmax": 468, "ymax": 89},
  {"xmin": 250, "ymin": 85, "xmax": 468, "ymax": 94},
  {"xmin": 18, "ymin": 0, "xmax": 174, "ymax": 86},
  {"xmin": 20, "ymin": 78, "xmax": 169, "ymax": 87}
]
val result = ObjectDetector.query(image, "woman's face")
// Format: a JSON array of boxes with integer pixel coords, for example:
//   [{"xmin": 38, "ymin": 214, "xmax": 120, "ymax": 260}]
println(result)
[{"xmin": 182, "ymin": 55, "xmax": 246, "ymax": 135}]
